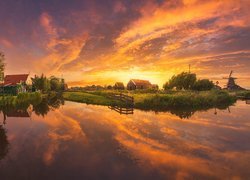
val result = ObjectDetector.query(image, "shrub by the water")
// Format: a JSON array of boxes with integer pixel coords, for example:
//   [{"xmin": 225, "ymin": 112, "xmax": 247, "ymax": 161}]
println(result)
[
  {"xmin": 236, "ymin": 91, "xmax": 250, "ymax": 99},
  {"xmin": 0, "ymin": 96, "xmax": 15, "ymax": 107},
  {"xmin": 134, "ymin": 90, "xmax": 236, "ymax": 110},
  {"xmin": 192, "ymin": 79, "xmax": 214, "ymax": 91}
]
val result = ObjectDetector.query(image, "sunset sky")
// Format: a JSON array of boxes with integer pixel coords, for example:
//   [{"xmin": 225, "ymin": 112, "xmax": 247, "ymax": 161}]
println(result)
[{"xmin": 0, "ymin": 0, "xmax": 250, "ymax": 88}]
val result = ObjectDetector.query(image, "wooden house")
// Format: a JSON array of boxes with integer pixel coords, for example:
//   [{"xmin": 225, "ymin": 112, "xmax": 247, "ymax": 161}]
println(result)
[
  {"xmin": 127, "ymin": 79, "xmax": 152, "ymax": 90},
  {"xmin": 0, "ymin": 74, "xmax": 29, "ymax": 95},
  {"xmin": 114, "ymin": 82, "xmax": 125, "ymax": 90}
]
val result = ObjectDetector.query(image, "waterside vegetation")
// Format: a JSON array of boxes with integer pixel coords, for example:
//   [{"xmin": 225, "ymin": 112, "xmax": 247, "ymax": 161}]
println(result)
[
  {"xmin": 0, "ymin": 92, "xmax": 42, "ymax": 108},
  {"xmin": 63, "ymin": 90, "xmax": 238, "ymax": 110}
]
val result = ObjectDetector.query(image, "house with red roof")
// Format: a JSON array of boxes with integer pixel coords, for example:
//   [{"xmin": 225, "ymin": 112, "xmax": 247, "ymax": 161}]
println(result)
[{"xmin": 0, "ymin": 74, "xmax": 29, "ymax": 95}]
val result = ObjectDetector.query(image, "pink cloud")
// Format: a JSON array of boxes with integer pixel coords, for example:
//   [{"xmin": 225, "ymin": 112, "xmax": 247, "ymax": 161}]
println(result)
[
  {"xmin": 113, "ymin": 1, "xmax": 126, "ymax": 13},
  {"xmin": 0, "ymin": 38, "xmax": 13, "ymax": 48},
  {"xmin": 40, "ymin": 12, "xmax": 57, "ymax": 36}
]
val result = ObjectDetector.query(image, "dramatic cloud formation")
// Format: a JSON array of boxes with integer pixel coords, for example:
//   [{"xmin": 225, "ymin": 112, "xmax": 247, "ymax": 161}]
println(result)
[{"xmin": 0, "ymin": 0, "xmax": 249, "ymax": 88}]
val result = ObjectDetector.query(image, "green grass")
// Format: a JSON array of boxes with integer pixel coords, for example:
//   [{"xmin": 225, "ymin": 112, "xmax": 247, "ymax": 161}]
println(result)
[
  {"xmin": 63, "ymin": 91, "xmax": 123, "ymax": 106},
  {"xmin": 133, "ymin": 90, "xmax": 236, "ymax": 110},
  {"xmin": 63, "ymin": 90, "xmax": 237, "ymax": 110},
  {"xmin": 0, "ymin": 92, "xmax": 42, "ymax": 108},
  {"xmin": 232, "ymin": 90, "xmax": 250, "ymax": 99}
]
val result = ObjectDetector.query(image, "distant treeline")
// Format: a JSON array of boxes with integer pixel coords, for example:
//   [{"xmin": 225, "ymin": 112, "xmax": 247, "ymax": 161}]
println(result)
[{"xmin": 69, "ymin": 72, "xmax": 216, "ymax": 92}]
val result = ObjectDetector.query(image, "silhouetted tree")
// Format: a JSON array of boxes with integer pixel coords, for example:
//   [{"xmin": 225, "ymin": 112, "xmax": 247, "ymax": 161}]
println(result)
[
  {"xmin": 164, "ymin": 72, "xmax": 197, "ymax": 90},
  {"xmin": 49, "ymin": 76, "xmax": 66, "ymax": 91},
  {"xmin": 192, "ymin": 79, "xmax": 214, "ymax": 91},
  {"xmin": 50, "ymin": 76, "xmax": 61, "ymax": 91},
  {"xmin": 0, "ymin": 52, "xmax": 5, "ymax": 82}
]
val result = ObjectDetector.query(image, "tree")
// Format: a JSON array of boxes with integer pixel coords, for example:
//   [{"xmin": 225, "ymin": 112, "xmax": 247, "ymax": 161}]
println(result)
[
  {"xmin": 164, "ymin": 72, "xmax": 197, "ymax": 90},
  {"xmin": 31, "ymin": 74, "xmax": 51, "ymax": 93},
  {"xmin": 0, "ymin": 52, "xmax": 5, "ymax": 82},
  {"xmin": 50, "ymin": 76, "xmax": 61, "ymax": 91},
  {"xmin": 107, "ymin": 85, "xmax": 113, "ymax": 90},
  {"xmin": 192, "ymin": 79, "xmax": 214, "ymax": 91}
]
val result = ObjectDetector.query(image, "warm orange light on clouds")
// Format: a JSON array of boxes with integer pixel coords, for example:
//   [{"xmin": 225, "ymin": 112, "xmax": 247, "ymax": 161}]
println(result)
[{"xmin": 0, "ymin": 0, "xmax": 250, "ymax": 88}]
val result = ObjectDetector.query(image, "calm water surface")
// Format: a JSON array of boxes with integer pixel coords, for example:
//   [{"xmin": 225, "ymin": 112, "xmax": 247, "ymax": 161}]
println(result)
[{"xmin": 0, "ymin": 101, "xmax": 250, "ymax": 180}]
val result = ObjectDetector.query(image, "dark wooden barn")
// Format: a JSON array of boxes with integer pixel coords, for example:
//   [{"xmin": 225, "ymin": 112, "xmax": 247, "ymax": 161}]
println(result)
[
  {"xmin": 127, "ymin": 79, "xmax": 152, "ymax": 90},
  {"xmin": 114, "ymin": 82, "xmax": 125, "ymax": 90}
]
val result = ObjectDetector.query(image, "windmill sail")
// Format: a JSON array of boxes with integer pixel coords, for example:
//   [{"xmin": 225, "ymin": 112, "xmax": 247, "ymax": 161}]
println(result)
[{"xmin": 224, "ymin": 71, "xmax": 245, "ymax": 90}]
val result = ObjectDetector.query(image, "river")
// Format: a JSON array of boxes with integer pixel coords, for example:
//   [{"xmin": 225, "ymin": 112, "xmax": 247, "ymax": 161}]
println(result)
[{"xmin": 0, "ymin": 100, "xmax": 249, "ymax": 179}]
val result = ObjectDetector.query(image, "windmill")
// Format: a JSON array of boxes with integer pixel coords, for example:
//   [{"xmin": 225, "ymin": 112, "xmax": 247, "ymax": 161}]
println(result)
[{"xmin": 223, "ymin": 71, "xmax": 245, "ymax": 90}]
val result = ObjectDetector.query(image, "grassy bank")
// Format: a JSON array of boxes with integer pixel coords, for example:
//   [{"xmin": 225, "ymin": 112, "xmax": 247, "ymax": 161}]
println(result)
[
  {"xmin": 63, "ymin": 91, "xmax": 124, "ymax": 106},
  {"xmin": 134, "ymin": 91, "xmax": 236, "ymax": 110},
  {"xmin": 63, "ymin": 90, "xmax": 237, "ymax": 110},
  {"xmin": 232, "ymin": 90, "xmax": 250, "ymax": 99},
  {"xmin": 0, "ymin": 92, "xmax": 42, "ymax": 108}
]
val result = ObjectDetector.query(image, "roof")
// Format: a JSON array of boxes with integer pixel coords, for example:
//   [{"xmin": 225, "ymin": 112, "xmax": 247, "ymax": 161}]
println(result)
[
  {"xmin": 115, "ymin": 82, "xmax": 124, "ymax": 87},
  {"xmin": 130, "ymin": 79, "xmax": 152, "ymax": 86},
  {"xmin": 6, "ymin": 110, "xmax": 30, "ymax": 118},
  {"xmin": 4, "ymin": 74, "xmax": 29, "ymax": 86}
]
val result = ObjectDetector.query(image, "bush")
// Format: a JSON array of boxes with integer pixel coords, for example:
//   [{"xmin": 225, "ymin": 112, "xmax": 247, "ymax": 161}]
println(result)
[{"xmin": 192, "ymin": 79, "xmax": 214, "ymax": 91}]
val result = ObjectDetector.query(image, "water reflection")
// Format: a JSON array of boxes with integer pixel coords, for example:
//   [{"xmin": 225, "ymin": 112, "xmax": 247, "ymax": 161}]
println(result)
[
  {"xmin": 109, "ymin": 105, "xmax": 233, "ymax": 119},
  {"xmin": 33, "ymin": 93, "xmax": 64, "ymax": 117},
  {"xmin": 0, "ymin": 125, "xmax": 9, "ymax": 161},
  {"xmin": 1, "ymin": 93, "xmax": 64, "ymax": 124},
  {"xmin": 0, "ymin": 100, "xmax": 249, "ymax": 179},
  {"xmin": 108, "ymin": 106, "xmax": 134, "ymax": 115},
  {"xmin": 0, "ymin": 94, "xmax": 64, "ymax": 161},
  {"xmin": 246, "ymin": 100, "xmax": 250, "ymax": 104}
]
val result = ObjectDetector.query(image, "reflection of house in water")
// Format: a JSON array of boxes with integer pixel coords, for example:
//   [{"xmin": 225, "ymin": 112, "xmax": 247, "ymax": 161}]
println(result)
[
  {"xmin": 6, "ymin": 110, "xmax": 30, "ymax": 118},
  {"xmin": 2, "ymin": 107, "xmax": 32, "ymax": 124},
  {"xmin": 246, "ymin": 100, "xmax": 250, "ymax": 105},
  {"xmin": 108, "ymin": 106, "xmax": 134, "ymax": 115}
]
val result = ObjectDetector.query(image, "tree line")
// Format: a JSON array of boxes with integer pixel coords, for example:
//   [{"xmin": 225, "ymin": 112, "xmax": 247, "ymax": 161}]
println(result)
[
  {"xmin": 31, "ymin": 74, "xmax": 67, "ymax": 93},
  {"xmin": 0, "ymin": 52, "xmax": 5, "ymax": 82},
  {"xmin": 163, "ymin": 72, "xmax": 215, "ymax": 91}
]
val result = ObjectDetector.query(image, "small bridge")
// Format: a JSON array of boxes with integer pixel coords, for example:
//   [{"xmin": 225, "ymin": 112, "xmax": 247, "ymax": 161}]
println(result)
[
  {"xmin": 108, "ymin": 106, "xmax": 134, "ymax": 115},
  {"xmin": 107, "ymin": 93, "xmax": 134, "ymax": 106}
]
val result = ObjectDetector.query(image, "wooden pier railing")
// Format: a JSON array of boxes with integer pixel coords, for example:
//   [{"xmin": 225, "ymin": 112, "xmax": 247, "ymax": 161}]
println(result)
[
  {"xmin": 108, "ymin": 106, "xmax": 134, "ymax": 115},
  {"xmin": 107, "ymin": 93, "xmax": 134, "ymax": 105}
]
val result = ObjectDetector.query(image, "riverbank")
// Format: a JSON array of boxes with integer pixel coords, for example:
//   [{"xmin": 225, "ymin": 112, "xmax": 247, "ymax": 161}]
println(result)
[
  {"xmin": 0, "ymin": 92, "xmax": 42, "ymax": 108},
  {"xmin": 63, "ymin": 91, "xmax": 122, "ymax": 106},
  {"xmin": 0, "ymin": 90, "xmax": 242, "ymax": 112},
  {"xmin": 63, "ymin": 90, "xmax": 237, "ymax": 110}
]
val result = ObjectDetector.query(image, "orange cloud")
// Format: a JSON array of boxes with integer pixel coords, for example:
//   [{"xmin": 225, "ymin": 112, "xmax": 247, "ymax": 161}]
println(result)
[{"xmin": 4, "ymin": 1, "xmax": 250, "ymax": 88}]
